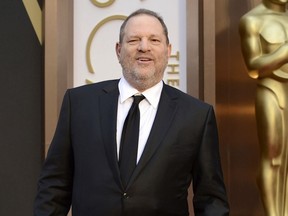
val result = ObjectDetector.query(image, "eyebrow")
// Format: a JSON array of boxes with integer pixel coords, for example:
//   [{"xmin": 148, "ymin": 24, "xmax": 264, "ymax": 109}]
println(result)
[{"xmin": 126, "ymin": 33, "xmax": 163, "ymax": 39}]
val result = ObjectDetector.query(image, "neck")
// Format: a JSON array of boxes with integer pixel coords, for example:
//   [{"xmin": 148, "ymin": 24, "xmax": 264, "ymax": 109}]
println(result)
[
  {"xmin": 130, "ymin": 81, "xmax": 154, "ymax": 92},
  {"xmin": 263, "ymin": 0, "xmax": 287, "ymax": 12}
]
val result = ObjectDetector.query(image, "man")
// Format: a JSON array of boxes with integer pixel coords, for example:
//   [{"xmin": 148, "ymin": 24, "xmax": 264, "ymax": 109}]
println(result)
[
  {"xmin": 34, "ymin": 9, "xmax": 229, "ymax": 216},
  {"xmin": 239, "ymin": 0, "xmax": 288, "ymax": 215}
]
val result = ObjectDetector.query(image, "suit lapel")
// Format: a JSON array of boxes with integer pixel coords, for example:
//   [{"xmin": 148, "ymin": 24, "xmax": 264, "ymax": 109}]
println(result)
[
  {"xmin": 127, "ymin": 84, "xmax": 179, "ymax": 188},
  {"xmin": 99, "ymin": 81, "xmax": 122, "ymax": 188}
]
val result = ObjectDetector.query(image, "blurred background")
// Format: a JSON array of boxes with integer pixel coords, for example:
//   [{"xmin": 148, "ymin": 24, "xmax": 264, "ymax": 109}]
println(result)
[{"xmin": 0, "ymin": 0, "xmax": 264, "ymax": 215}]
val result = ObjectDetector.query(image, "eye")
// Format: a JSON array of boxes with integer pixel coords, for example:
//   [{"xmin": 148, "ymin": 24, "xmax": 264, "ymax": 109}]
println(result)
[
  {"xmin": 151, "ymin": 38, "xmax": 161, "ymax": 44},
  {"xmin": 128, "ymin": 38, "xmax": 139, "ymax": 45}
]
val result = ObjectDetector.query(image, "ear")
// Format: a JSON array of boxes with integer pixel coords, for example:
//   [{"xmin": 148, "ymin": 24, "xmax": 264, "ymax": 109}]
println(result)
[
  {"xmin": 115, "ymin": 42, "xmax": 121, "ymax": 60},
  {"xmin": 167, "ymin": 43, "xmax": 172, "ymax": 58}
]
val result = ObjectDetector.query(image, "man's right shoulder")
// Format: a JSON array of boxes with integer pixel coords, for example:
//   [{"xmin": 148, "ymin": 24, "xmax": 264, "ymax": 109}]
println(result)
[
  {"xmin": 68, "ymin": 79, "xmax": 119, "ymax": 94},
  {"xmin": 240, "ymin": 3, "xmax": 268, "ymax": 26}
]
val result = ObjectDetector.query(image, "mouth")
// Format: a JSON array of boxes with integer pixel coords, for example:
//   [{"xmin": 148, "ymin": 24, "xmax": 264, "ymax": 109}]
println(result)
[{"xmin": 136, "ymin": 57, "xmax": 153, "ymax": 63}]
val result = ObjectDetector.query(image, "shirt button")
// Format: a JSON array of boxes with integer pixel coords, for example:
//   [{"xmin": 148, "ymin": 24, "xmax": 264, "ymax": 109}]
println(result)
[{"xmin": 123, "ymin": 192, "xmax": 129, "ymax": 199}]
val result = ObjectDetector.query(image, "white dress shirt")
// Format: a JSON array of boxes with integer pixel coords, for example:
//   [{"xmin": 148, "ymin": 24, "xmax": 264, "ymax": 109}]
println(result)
[{"xmin": 117, "ymin": 78, "xmax": 163, "ymax": 163}]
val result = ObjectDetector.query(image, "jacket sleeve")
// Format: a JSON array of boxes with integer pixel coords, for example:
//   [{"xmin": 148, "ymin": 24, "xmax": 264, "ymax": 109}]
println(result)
[
  {"xmin": 192, "ymin": 106, "xmax": 230, "ymax": 216},
  {"xmin": 34, "ymin": 91, "xmax": 73, "ymax": 216}
]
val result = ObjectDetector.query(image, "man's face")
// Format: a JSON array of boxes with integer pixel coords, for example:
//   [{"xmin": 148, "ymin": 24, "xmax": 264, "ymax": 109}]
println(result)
[{"xmin": 116, "ymin": 14, "xmax": 171, "ymax": 91}]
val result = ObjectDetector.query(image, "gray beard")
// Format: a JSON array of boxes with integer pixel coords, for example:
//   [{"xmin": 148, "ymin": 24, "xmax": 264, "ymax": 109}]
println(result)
[{"xmin": 123, "ymin": 69, "xmax": 163, "ymax": 92}]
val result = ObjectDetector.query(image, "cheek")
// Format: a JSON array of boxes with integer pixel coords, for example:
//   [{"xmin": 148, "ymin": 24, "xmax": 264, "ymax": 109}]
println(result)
[
  {"xmin": 157, "ymin": 52, "xmax": 169, "ymax": 64},
  {"xmin": 119, "ymin": 53, "xmax": 135, "ymax": 68},
  {"xmin": 118, "ymin": 52, "xmax": 127, "ymax": 62}
]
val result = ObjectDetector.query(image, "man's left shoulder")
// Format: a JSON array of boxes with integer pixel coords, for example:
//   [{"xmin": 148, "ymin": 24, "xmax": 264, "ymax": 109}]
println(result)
[{"xmin": 163, "ymin": 84, "xmax": 212, "ymax": 109}]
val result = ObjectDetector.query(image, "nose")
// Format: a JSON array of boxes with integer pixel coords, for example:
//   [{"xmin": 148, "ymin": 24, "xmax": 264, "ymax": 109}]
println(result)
[{"xmin": 138, "ymin": 38, "xmax": 150, "ymax": 52}]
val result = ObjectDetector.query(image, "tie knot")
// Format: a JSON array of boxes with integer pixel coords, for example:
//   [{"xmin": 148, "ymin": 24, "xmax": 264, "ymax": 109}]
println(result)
[{"xmin": 132, "ymin": 95, "xmax": 145, "ymax": 105}]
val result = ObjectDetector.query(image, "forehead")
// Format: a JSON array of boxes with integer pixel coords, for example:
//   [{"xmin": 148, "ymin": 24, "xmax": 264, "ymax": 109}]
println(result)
[{"xmin": 124, "ymin": 14, "xmax": 165, "ymax": 37}]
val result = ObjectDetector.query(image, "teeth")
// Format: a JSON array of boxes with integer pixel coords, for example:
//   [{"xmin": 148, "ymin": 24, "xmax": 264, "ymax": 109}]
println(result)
[{"xmin": 139, "ymin": 58, "xmax": 150, "ymax": 61}]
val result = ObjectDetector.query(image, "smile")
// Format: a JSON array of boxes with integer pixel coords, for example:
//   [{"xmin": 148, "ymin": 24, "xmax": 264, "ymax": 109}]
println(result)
[{"xmin": 137, "ymin": 57, "xmax": 153, "ymax": 62}]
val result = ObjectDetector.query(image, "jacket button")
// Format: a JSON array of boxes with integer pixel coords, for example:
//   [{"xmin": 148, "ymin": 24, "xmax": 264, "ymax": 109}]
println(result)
[{"xmin": 123, "ymin": 192, "xmax": 129, "ymax": 199}]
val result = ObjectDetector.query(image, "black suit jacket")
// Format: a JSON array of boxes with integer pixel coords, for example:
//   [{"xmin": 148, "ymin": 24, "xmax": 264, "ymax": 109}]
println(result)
[{"xmin": 34, "ymin": 80, "xmax": 229, "ymax": 216}]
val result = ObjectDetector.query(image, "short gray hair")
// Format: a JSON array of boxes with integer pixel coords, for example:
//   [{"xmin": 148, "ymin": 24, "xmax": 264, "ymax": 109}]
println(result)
[{"xmin": 119, "ymin": 9, "xmax": 170, "ymax": 45}]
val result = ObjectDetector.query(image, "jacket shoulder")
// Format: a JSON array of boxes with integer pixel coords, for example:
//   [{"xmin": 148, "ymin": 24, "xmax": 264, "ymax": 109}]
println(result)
[
  {"xmin": 67, "ymin": 79, "xmax": 119, "ymax": 96},
  {"xmin": 163, "ymin": 84, "xmax": 212, "ymax": 111}
]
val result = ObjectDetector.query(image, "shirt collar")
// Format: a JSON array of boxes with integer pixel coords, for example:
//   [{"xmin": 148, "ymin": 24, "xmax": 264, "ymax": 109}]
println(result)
[{"xmin": 118, "ymin": 77, "xmax": 163, "ymax": 109}]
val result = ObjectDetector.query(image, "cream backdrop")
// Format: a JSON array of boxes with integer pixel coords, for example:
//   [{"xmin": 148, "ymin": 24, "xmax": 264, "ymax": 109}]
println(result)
[{"xmin": 73, "ymin": 0, "xmax": 187, "ymax": 92}]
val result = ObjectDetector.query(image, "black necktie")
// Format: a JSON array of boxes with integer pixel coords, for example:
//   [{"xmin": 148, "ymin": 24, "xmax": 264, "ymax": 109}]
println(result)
[{"xmin": 119, "ymin": 95, "xmax": 145, "ymax": 188}]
